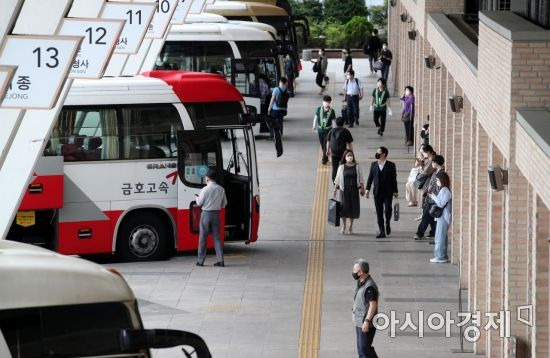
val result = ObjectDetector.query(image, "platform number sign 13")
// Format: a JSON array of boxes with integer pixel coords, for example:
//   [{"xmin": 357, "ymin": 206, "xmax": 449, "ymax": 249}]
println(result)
[
  {"xmin": 101, "ymin": 2, "xmax": 156, "ymax": 54},
  {"xmin": 59, "ymin": 19, "xmax": 125, "ymax": 79},
  {"xmin": 0, "ymin": 36, "xmax": 82, "ymax": 109},
  {"xmin": 146, "ymin": 0, "xmax": 178, "ymax": 39}
]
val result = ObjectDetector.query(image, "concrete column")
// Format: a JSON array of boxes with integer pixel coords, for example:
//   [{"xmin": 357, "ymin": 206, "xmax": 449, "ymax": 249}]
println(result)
[
  {"xmin": 459, "ymin": 97, "xmax": 472, "ymax": 290},
  {"xmin": 503, "ymin": 164, "xmax": 530, "ymax": 357},
  {"xmin": 487, "ymin": 142, "xmax": 506, "ymax": 357},
  {"xmin": 473, "ymin": 120, "xmax": 490, "ymax": 354},
  {"xmin": 532, "ymin": 196, "xmax": 549, "ymax": 357},
  {"xmin": 450, "ymin": 82, "xmax": 462, "ymax": 265}
]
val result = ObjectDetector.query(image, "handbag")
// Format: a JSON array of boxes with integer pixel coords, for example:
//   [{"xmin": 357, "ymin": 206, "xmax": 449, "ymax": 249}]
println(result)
[
  {"xmin": 328, "ymin": 199, "xmax": 341, "ymax": 226},
  {"xmin": 312, "ymin": 61, "xmax": 319, "ymax": 73},
  {"xmin": 373, "ymin": 59, "xmax": 384, "ymax": 71},
  {"xmin": 429, "ymin": 201, "xmax": 448, "ymax": 218},
  {"xmin": 414, "ymin": 172, "xmax": 429, "ymax": 189},
  {"xmin": 393, "ymin": 198, "xmax": 400, "ymax": 221},
  {"xmin": 401, "ymin": 111, "xmax": 412, "ymax": 122}
]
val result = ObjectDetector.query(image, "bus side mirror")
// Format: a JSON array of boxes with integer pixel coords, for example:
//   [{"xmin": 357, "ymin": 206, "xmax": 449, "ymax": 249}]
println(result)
[
  {"xmin": 120, "ymin": 329, "xmax": 212, "ymax": 358},
  {"xmin": 240, "ymin": 106, "xmax": 259, "ymax": 125}
]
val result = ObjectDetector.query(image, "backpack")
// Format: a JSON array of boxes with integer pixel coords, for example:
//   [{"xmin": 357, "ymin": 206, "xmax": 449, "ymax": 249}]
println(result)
[
  {"xmin": 275, "ymin": 87, "xmax": 290, "ymax": 108},
  {"xmin": 345, "ymin": 78, "xmax": 359, "ymax": 91},
  {"xmin": 312, "ymin": 61, "xmax": 319, "ymax": 73},
  {"xmin": 330, "ymin": 128, "xmax": 348, "ymax": 157}
]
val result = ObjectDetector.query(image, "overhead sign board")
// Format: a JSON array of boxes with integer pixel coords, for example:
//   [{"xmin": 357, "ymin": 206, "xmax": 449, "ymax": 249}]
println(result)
[
  {"xmin": 0, "ymin": 65, "xmax": 17, "ymax": 104},
  {"xmin": 146, "ymin": 0, "xmax": 178, "ymax": 38},
  {"xmin": 0, "ymin": 35, "xmax": 82, "ymax": 109},
  {"xmin": 59, "ymin": 18, "xmax": 125, "ymax": 79},
  {"xmin": 170, "ymin": 0, "xmax": 192, "ymax": 24},
  {"xmin": 101, "ymin": 1, "xmax": 156, "ymax": 54}
]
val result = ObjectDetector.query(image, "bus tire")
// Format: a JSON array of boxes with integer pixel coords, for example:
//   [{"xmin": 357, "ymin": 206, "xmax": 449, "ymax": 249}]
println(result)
[{"xmin": 116, "ymin": 211, "xmax": 171, "ymax": 262}]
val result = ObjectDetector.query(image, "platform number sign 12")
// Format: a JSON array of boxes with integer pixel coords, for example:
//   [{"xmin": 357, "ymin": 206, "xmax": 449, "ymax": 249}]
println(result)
[
  {"xmin": 147, "ymin": 0, "xmax": 178, "ymax": 39},
  {"xmin": 101, "ymin": 2, "xmax": 156, "ymax": 54},
  {"xmin": 0, "ymin": 36, "xmax": 82, "ymax": 109},
  {"xmin": 59, "ymin": 19, "xmax": 125, "ymax": 79}
]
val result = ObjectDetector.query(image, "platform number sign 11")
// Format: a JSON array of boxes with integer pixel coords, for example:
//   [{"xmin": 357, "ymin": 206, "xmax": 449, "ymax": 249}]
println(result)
[
  {"xmin": 146, "ymin": 0, "xmax": 178, "ymax": 39},
  {"xmin": 101, "ymin": 2, "xmax": 156, "ymax": 54},
  {"xmin": 0, "ymin": 36, "xmax": 82, "ymax": 109},
  {"xmin": 59, "ymin": 19, "xmax": 125, "ymax": 79}
]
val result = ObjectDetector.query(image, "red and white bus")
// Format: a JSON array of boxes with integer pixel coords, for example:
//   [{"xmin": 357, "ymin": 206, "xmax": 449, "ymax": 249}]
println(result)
[{"xmin": 8, "ymin": 71, "xmax": 260, "ymax": 262}]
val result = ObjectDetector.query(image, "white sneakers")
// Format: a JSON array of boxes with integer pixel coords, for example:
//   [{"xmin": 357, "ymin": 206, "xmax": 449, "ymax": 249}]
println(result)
[{"xmin": 430, "ymin": 257, "xmax": 448, "ymax": 263}]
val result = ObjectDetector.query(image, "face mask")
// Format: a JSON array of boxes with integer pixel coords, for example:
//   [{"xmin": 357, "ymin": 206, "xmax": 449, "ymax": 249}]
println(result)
[
  {"xmin": 375, "ymin": 153, "xmax": 381, "ymax": 159},
  {"xmin": 346, "ymin": 156, "xmax": 354, "ymax": 163},
  {"xmin": 352, "ymin": 272, "xmax": 360, "ymax": 280},
  {"xmin": 423, "ymin": 152, "xmax": 429, "ymax": 158},
  {"xmin": 405, "ymin": 90, "xmax": 410, "ymax": 96},
  {"xmin": 323, "ymin": 101, "xmax": 330, "ymax": 109}
]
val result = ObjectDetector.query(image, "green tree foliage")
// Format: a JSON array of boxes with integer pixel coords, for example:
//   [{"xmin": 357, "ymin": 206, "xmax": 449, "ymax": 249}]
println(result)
[
  {"xmin": 323, "ymin": 0, "xmax": 368, "ymax": 24},
  {"xmin": 369, "ymin": 5, "xmax": 387, "ymax": 35},
  {"xmin": 289, "ymin": 0, "xmax": 323, "ymax": 23},
  {"xmin": 343, "ymin": 16, "xmax": 373, "ymax": 48}
]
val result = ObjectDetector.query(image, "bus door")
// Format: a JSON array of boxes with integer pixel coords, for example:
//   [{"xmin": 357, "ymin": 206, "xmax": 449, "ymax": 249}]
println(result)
[
  {"xmin": 177, "ymin": 127, "xmax": 254, "ymax": 250},
  {"xmin": 231, "ymin": 59, "xmax": 261, "ymax": 114}
]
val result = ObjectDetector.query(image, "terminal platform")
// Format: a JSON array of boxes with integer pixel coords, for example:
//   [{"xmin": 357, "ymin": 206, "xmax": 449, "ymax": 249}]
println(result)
[{"xmin": 106, "ymin": 59, "xmax": 477, "ymax": 358}]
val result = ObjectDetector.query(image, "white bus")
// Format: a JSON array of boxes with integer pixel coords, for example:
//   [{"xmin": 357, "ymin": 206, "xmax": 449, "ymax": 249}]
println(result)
[
  {"xmin": 0, "ymin": 240, "xmax": 211, "ymax": 357},
  {"xmin": 151, "ymin": 22, "xmax": 284, "ymax": 116},
  {"xmin": 9, "ymin": 71, "xmax": 261, "ymax": 262}
]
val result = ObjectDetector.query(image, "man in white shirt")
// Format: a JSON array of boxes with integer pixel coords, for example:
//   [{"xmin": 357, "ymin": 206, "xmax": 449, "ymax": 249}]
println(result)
[
  {"xmin": 343, "ymin": 70, "xmax": 363, "ymax": 127},
  {"xmin": 196, "ymin": 168, "xmax": 228, "ymax": 267}
]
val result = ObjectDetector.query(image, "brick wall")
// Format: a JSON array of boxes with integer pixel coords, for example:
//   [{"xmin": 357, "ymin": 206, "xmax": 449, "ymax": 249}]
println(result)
[
  {"xmin": 515, "ymin": 123, "xmax": 550, "ymax": 209},
  {"xmin": 389, "ymin": 4, "xmax": 550, "ymax": 356}
]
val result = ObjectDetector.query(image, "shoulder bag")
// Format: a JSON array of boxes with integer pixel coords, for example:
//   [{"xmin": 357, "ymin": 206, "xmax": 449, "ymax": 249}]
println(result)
[
  {"xmin": 429, "ymin": 200, "xmax": 448, "ymax": 218},
  {"xmin": 414, "ymin": 172, "xmax": 429, "ymax": 189}
]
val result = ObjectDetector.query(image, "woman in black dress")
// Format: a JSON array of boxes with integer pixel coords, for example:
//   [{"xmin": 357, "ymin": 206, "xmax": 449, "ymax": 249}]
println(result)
[{"xmin": 333, "ymin": 149, "xmax": 365, "ymax": 234}]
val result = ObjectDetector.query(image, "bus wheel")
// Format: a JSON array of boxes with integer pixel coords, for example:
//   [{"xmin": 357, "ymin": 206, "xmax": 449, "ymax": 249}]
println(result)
[{"xmin": 116, "ymin": 212, "xmax": 170, "ymax": 262}]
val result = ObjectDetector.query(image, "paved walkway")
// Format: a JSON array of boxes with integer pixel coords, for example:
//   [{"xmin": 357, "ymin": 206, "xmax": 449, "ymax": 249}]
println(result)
[{"xmin": 106, "ymin": 59, "xmax": 476, "ymax": 357}]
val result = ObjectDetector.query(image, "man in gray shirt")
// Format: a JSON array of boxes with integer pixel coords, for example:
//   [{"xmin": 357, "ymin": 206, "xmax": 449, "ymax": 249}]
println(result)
[
  {"xmin": 352, "ymin": 259, "xmax": 379, "ymax": 358},
  {"xmin": 196, "ymin": 168, "xmax": 227, "ymax": 267}
]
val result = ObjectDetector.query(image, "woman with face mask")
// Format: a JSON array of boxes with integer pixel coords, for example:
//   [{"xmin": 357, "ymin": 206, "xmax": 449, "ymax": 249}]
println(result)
[
  {"xmin": 428, "ymin": 172, "xmax": 452, "ymax": 263},
  {"xmin": 333, "ymin": 149, "xmax": 365, "ymax": 234},
  {"xmin": 400, "ymin": 86, "xmax": 415, "ymax": 146}
]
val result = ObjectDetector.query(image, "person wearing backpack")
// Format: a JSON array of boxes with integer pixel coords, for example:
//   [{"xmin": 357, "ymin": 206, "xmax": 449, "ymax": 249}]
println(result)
[
  {"xmin": 312, "ymin": 48, "xmax": 328, "ymax": 95},
  {"xmin": 312, "ymin": 95, "xmax": 335, "ymax": 165},
  {"xmin": 268, "ymin": 77, "xmax": 290, "ymax": 140},
  {"xmin": 342, "ymin": 70, "xmax": 363, "ymax": 127},
  {"xmin": 326, "ymin": 116, "xmax": 354, "ymax": 182}
]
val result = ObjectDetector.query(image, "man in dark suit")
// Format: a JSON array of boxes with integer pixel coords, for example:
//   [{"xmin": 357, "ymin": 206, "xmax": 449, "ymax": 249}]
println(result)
[{"xmin": 366, "ymin": 146, "xmax": 398, "ymax": 238}]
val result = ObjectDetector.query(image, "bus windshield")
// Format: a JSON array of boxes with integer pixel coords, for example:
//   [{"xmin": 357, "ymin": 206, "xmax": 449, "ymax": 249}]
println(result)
[{"xmin": 154, "ymin": 41, "xmax": 233, "ymax": 79}]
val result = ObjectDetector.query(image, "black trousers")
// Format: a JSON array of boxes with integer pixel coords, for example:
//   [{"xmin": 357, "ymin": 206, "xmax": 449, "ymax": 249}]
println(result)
[
  {"xmin": 331, "ymin": 155, "xmax": 341, "ymax": 182},
  {"xmin": 317, "ymin": 129, "xmax": 330, "ymax": 162},
  {"xmin": 286, "ymin": 74, "xmax": 295, "ymax": 95},
  {"xmin": 355, "ymin": 326, "xmax": 378, "ymax": 358},
  {"xmin": 347, "ymin": 95, "xmax": 360, "ymax": 126},
  {"xmin": 374, "ymin": 195, "xmax": 392, "ymax": 233},
  {"xmin": 416, "ymin": 201, "xmax": 437, "ymax": 237},
  {"xmin": 315, "ymin": 72, "xmax": 325, "ymax": 89},
  {"xmin": 373, "ymin": 110, "xmax": 387, "ymax": 133},
  {"xmin": 404, "ymin": 119, "xmax": 414, "ymax": 142}
]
